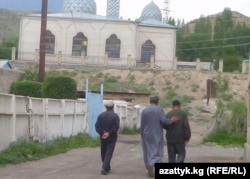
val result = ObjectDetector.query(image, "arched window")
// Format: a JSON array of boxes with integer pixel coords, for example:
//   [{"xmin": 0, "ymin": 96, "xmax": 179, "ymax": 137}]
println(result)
[
  {"xmin": 72, "ymin": 32, "xmax": 88, "ymax": 56},
  {"xmin": 105, "ymin": 34, "xmax": 120, "ymax": 58},
  {"xmin": 141, "ymin": 40, "xmax": 155, "ymax": 63},
  {"xmin": 46, "ymin": 30, "xmax": 55, "ymax": 54}
]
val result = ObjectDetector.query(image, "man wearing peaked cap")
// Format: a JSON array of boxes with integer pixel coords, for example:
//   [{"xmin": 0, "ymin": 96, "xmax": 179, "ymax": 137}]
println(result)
[
  {"xmin": 104, "ymin": 100, "xmax": 114, "ymax": 108},
  {"xmin": 95, "ymin": 100, "xmax": 120, "ymax": 175}
]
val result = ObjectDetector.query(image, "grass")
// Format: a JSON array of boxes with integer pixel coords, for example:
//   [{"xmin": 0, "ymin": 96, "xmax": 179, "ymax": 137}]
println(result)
[
  {"xmin": 203, "ymin": 128, "xmax": 246, "ymax": 147},
  {"xmin": 0, "ymin": 134, "xmax": 100, "ymax": 166},
  {"xmin": 0, "ymin": 122, "xmax": 246, "ymax": 167},
  {"xmin": 120, "ymin": 127, "xmax": 140, "ymax": 135}
]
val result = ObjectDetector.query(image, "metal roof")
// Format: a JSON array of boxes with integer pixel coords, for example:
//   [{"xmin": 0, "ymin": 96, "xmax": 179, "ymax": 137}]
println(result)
[
  {"xmin": 27, "ymin": 12, "xmax": 177, "ymax": 29},
  {"xmin": 0, "ymin": 60, "xmax": 13, "ymax": 69}
]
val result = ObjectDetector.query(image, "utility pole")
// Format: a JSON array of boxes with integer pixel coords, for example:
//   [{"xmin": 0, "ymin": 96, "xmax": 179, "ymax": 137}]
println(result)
[
  {"xmin": 246, "ymin": 51, "xmax": 250, "ymax": 162},
  {"xmin": 39, "ymin": 0, "xmax": 48, "ymax": 82},
  {"xmin": 162, "ymin": 0, "xmax": 170, "ymax": 22},
  {"xmin": 248, "ymin": 51, "xmax": 250, "ymax": 144}
]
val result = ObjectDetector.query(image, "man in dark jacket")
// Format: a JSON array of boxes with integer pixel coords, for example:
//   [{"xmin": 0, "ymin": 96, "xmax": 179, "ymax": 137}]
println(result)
[
  {"xmin": 95, "ymin": 100, "xmax": 120, "ymax": 175},
  {"xmin": 164, "ymin": 100, "xmax": 191, "ymax": 163}
]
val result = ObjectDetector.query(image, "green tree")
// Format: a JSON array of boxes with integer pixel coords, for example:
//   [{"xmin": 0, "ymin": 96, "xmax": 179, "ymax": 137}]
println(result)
[
  {"xmin": 176, "ymin": 8, "xmax": 250, "ymax": 72},
  {"xmin": 0, "ymin": 35, "xmax": 18, "ymax": 59}
]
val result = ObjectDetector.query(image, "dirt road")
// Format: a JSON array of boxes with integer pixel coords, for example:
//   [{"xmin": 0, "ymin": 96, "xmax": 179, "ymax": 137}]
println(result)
[{"xmin": 0, "ymin": 131, "xmax": 244, "ymax": 179}]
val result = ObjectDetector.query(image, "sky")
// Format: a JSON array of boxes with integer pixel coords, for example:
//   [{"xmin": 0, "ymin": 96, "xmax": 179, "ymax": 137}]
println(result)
[{"xmin": 95, "ymin": 0, "xmax": 250, "ymax": 22}]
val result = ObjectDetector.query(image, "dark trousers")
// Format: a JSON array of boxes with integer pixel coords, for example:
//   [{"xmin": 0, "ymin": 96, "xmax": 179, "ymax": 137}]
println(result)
[
  {"xmin": 167, "ymin": 141, "xmax": 186, "ymax": 163},
  {"xmin": 100, "ymin": 138, "xmax": 117, "ymax": 171}
]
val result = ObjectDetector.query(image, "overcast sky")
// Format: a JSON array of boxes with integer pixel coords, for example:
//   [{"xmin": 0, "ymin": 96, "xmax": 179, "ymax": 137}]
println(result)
[{"xmin": 95, "ymin": 0, "xmax": 250, "ymax": 22}]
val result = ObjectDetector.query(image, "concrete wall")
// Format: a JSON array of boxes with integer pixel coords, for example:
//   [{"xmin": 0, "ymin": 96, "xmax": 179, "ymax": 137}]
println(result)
[
  {"xmin": 0, "ymin": 68, "xmax": 24, "ymax": 93},
  {"xmin": 0, "ymin": 93, "xmax": 141, "ymax": 152}
]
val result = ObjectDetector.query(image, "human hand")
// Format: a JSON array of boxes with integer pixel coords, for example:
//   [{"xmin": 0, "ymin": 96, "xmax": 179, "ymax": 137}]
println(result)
[
  {"xmin": 102, "ymin": 132, "xmax": 109, "ymax": 139},
  {"xmin": 171, "ymin": 116, "xmax": 179, "ymax": 123}
]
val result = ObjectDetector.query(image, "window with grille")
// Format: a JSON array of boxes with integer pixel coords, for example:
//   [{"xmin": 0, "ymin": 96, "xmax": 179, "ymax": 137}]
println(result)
[
  {"xmin": 105, "ymin": 34, "xmax": 120, "ymax": 58},
  {"xmin": 46, "ymin": 30, "xmax": 55, "ymax": 54},
  {"xmin": 72, "ymin": 32, "xmax": 88, "ymax": 56},
  {"xmin": 141, "ymin": 40, "xmax": 155, "ymax": 63}
]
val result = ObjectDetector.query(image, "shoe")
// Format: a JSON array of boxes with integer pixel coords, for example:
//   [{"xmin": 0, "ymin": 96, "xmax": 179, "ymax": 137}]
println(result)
[
  {"xmin": 101, "ymin": 169, "xmax": 108, "ymax": 175},
  {"xmin": 147, "ymin": 165, "xmax": 154, "ymax": 178}
]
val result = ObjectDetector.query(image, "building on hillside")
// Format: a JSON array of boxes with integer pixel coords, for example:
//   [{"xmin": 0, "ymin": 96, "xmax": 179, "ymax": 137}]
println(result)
[{"xmin": 18, "ymin": 0, "xmax": 177, "ymax": 69}]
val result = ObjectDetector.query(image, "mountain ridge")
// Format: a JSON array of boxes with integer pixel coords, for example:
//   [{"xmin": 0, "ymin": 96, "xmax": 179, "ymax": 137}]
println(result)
[
  {"xmin": 0, "ymin": 8, "xmax": 249, "ymax": 44},
  {"xmin": 0, "ymin": 0, "xmax": 63, "ymax": 12}
]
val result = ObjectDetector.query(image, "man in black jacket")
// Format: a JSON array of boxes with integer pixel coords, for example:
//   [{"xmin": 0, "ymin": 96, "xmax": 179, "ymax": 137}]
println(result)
[
  {"xmin": 95, "ymin": 100, "xmax": 120, "ymax": 175},
  {"xmin": 164, "ymin": 100, "xmax": 191, "ymax": 163}
]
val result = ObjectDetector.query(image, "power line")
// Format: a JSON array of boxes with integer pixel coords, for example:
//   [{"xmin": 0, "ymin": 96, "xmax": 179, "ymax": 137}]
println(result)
[
  {"xmin": 177, "ymin": 42, "xmax": 250, "ymax": 52},
  {"xmin": 177, "ymin": 35, "xmax": 250, "ymax": 44}
]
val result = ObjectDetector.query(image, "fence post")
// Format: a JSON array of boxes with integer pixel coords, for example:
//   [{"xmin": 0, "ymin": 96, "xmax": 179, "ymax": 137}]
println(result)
[
  {"xmin": 196, "ymin": 58, "xmax": 200, "ymax": 71},
  {"xmin": 35, "ymin": 49, "xmax": 39, "ymax": 62},
  {"xmin": 150, "ymin": 55, "xmax": 155, "ymax": 68},
  {"xmin": 245, "ymin": 82, "xmax": 250, "ymax": 162},
  {"xmin": 81, "ymin": 51, "xmax": 85, "ymax": 65},
  {"xmin": 104, "ymin": 53, "xmax": 108, "ymax": 66},
  {"xmin": 60, "ymin": 100, "xmax": 65, "ymax": 137},
  {"xmin": 58, "ymin": 51, "xmax": 62, "ymax": 65},
  {"xmin": 127, "ymin": 54, "xmax": 132, "ymax": 67},
  {"xmin": 11, "ymin": 47, "xmax": 16, "ymax": 61},
  {"xmin": 43, "ymin": 98, "xmax": 49, "ymax": 142},
  {"xmin": 11, "ymin": 94, "xmax": 16, "ymax": 142},
  {"xmin": 219, "ymin": 59, "xmax": 223, "ymax": 72},
  {"xmin": 173, "ymin": 58, "xmax": 177, "ymax": 70}
]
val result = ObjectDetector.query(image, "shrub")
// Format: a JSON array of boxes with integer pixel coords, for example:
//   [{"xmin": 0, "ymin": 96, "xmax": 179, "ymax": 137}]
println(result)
[
  {"xmin": 9, "ymin": 80, "xmax": 43, "ymax": 98},
  {"xmin": 42, "ymin": 76, "xmax": 77, "ymax": 99},
  {"xmin": 22, "ymin": 66, "xmax": 39, "ymax": 81}
]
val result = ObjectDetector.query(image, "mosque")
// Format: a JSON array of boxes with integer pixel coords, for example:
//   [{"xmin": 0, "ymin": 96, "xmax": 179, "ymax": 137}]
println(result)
[{"xmin": 18, "ymin": 0, "xmax": 177, "ymax": 69}]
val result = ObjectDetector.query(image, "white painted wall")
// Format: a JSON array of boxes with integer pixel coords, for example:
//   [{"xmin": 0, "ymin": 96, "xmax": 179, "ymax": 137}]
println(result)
[
  {"xmin": 0, "ymin": 93, "xmax": 141, "ymax": 152},
  {"xmin": 18, "ymin": 15, "xmax": 176, "ymax": 69}
]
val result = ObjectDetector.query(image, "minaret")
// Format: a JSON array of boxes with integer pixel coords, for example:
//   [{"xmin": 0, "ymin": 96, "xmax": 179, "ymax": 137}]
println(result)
[{"xmin": 106, "ymin": 0, "xmax": 120, "ymax": 19}]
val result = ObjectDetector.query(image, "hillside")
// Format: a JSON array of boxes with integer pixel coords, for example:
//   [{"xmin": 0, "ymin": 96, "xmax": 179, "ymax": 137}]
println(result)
[
  {"xmin": 0, "ymin": 0, "xmax": 62, "ymax": 12},
  {"xmin": 72, "ymin": 68, "xmax": 248, "ymax": 138},
  {"xmin": 72, "ymin": 68, "xmax": 247, "ymax": 100},
  {"xmin": 69, "ymin": 68, "xmax": 248, "ymax": 110},
  {"xmin": 0, "ymin": 8, "xmax": 28, "ymax": 43},
  {"xmin": 184, "ymin": 11, "xmax": 250, "ymax": 34}
]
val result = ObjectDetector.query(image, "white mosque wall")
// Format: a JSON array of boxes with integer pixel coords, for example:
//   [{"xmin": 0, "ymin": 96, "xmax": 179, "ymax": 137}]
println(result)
[
  {"xmin": 137, "ymin": 26, "xmax": 176, "ymax": 69},
  {"xmin": 18, "ymin": 16, "xmax": 176, "ymax": 69}
]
